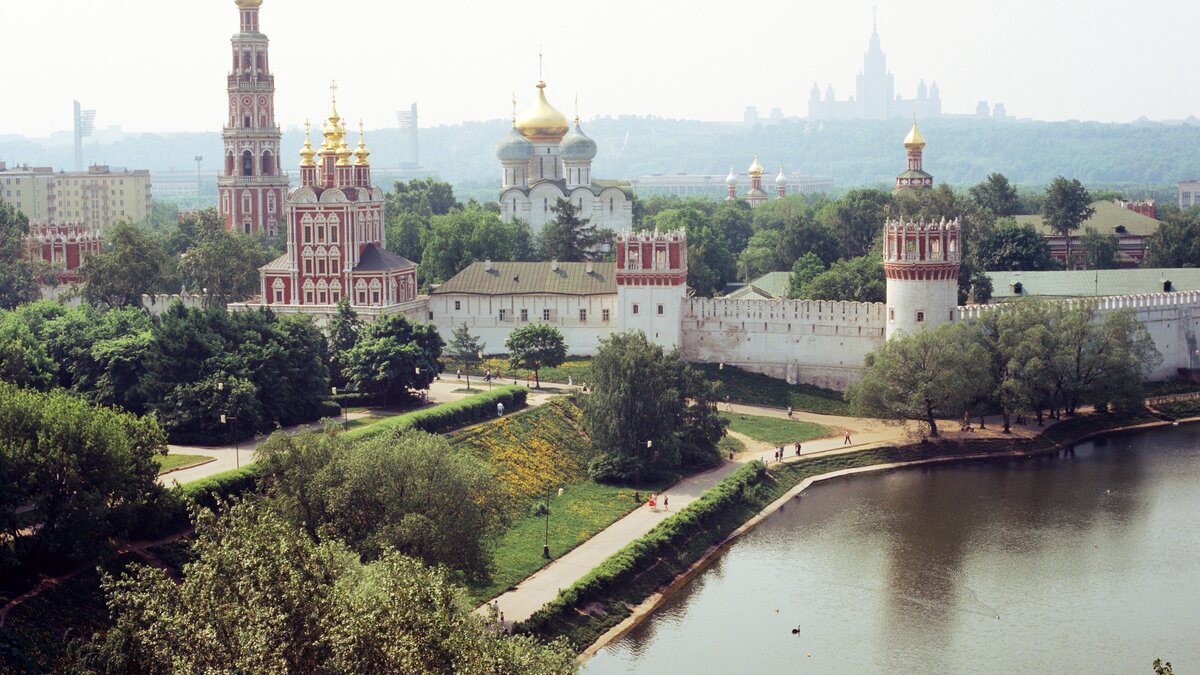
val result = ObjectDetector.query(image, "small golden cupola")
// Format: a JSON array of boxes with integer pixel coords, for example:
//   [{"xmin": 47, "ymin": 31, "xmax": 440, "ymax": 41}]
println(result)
[
  {"xmin": 354, "ymin": 121, "xmax": 371, "ymax": 166},
  {"xmin": 299, "ymin": 119, "xmax": 317, "ymax": 166},
  {"xmin": 747, "ymin": 155, "xmax": 764, "ymax": 177},
  {"xmin": 515, "ymin": 80, "xmax": 570, "ymax": 142},
  {"xmin": 336, "ymin": 122, "xmax": 353, "ymax": 166},
  {"xmin": 904, "ymin": 118, "xmax": 926, "ymax": 149}
]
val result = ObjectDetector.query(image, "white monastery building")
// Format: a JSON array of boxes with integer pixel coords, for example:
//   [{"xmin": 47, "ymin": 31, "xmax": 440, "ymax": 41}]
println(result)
[{"xmin": 497, "ymin": 80, "xmax": 633, "ymax": 234}]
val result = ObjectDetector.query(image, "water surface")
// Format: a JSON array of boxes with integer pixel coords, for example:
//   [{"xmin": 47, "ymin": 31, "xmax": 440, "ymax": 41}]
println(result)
[{"xmin": 585, "ymin": 426, "xmax": 1200, "ymax": 673}]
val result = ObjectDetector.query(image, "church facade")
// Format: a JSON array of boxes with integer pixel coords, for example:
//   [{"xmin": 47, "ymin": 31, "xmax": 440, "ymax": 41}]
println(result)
[{"xmin": 497, "ymin": 80, "xmax": 633, "ymax": 234}]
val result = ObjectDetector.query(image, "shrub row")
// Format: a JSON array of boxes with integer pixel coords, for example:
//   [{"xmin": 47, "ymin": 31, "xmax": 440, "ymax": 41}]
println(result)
[
  {"xmin": 519, "ymin": 462, "xmax": 766, "ymax": 637},
  {"xmin": 347, "ymin": 386, "xmax": 527, "ymax": 441}
]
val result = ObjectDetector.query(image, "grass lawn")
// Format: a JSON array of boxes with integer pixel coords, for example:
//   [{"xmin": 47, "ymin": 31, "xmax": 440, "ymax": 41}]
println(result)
[
  {"xmin": 155, "ymin": 453, "xmax": 213, "ymax": 474},
  {"xmin": 719, "ymin": 412, "xmax": 831, "ymax": 446},
  {"xmin": 697, "ymin": 363, "xmax": 850, "ymax": 415},
  {"xmin": 342, "ymin": 414, "xmax": 384, "ymax": 430},
  {"xmin": 467, "ymin": 479, "xmax": 663, "ymax": 604},
  {"xmin": 469, "ymin": 356, "xmax": 593, "ymax": 386},
  {"xmin": 718, "ymin": 434, "xmax": 745, "ymax": 455}
]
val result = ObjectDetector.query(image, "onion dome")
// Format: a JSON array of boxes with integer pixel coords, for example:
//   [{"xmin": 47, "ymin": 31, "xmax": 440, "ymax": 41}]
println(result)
[
  {"xmin": 354, "ymin": 121, "xmax": 371, "ymax": 166},
  {"xmin": 559, "ymin": 117, "xmax": 597, "ymax": 161},
  {"xmin": 725, "ymin": 166, "xmax": 738, "ymax": 187},
  {"xmin": 336, "ymin": 124, "xmax": 353, "ymax": 166},
  {"xmin": 496, "ymin": 124, "xmax": 535, "ymax": 162},
  {"xmin": 748, "ymin": 155, "xmax": 764, "ymax": 177},
  {"xmin": 775, "ymin": 165, "xmax": 788, "ymax": 186},
  {"xmin": 515, "ymin": 81, "xmax": 569, "ymax": 141},
  {"xmin": 299, "ymin": 119, "xmax": 317, "ymax": 167},
  {"xmin": 904, "ymin": 118, "xmax": 926, "ymax": 149}
]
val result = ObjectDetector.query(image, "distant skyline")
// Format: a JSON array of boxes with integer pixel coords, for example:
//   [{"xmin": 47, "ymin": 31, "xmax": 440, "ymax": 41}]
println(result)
[{"xmin": 4, "ymin": 0, "xmax": 1200, "ymax": 136}]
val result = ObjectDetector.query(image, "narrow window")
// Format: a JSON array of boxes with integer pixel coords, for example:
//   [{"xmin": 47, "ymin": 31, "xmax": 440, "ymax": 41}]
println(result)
[
  {"xmin": 657, "ymin": 304, "xmax": 665, "ymax": 316},
  {"xmin": 520, "ymin": 308, "xmax": 528, "ymax": 321},
  {"xmin": 602, "ymin": 309, "xmax": 610, "ymax": 322},
  {"xmin": 454, "ymin": 300, "xmax": 461, "ymax": 311},
  {"xmin": 632, "ymin": 304, "xmax": 639, "ymax": 315},
  {"xmin": 916, "ymin": 311, "xmax": 925, "ymax": 323},
  {"xmin": 579, "ymin": 309, "xmax": 587, "ymax": 322},
  {"xmin": 543, "ymin": 309, "xmax": 551, "ymax": 321},
  {"xmin": 499, "ymin": 309, "xmax": 508, "ymax": 321}
]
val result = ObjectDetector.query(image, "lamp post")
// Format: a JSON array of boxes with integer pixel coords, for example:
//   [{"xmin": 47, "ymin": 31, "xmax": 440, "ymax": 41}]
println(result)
[
  {"xmin": 332, "ymin": 386, "xmax": 344, "ymax": 426},
  {"xmin": 542, "ymin": 484, "xmax": 551, "ymax": 559},
  {"xmin": 217, "ymin": 382, "xmax": 239, "ymax": 470}
]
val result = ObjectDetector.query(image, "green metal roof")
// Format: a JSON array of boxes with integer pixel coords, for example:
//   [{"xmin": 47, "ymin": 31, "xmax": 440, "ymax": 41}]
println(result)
[
  {"xmin": 431, "ymin": 261, "xmax": 616, "ymax": 296},
  {"xmin": 1015, "ymin": 200, "xmax": 1161, "ymax": 237},
  {"xmin": 726, "ymin": 271, "xmax": 791, "ymax": 299},
  {"xmin": 896, "ymin": 170, "xmax": 933, "ymax": 179},
  {"xmin": 988, "ymin": 267, "xmax": 1200, "ymax": 299}
]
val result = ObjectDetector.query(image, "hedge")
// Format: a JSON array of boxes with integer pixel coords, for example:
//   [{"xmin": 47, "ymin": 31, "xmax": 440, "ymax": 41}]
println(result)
[
  {"xmin": 347, "ymin": 386, "xmax": 528, "ymax": 441},
  {"xmin": 518, "ymin": 461, "xmax": 767, "ymax": 636}
]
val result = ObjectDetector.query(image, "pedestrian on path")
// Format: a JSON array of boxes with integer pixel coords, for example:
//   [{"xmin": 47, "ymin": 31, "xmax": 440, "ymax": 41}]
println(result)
[
  {"xmin": 649, "ymin": 494, "xmax": 657, "ymax": 511},
  {"xmin": 794, "ymin": 441, "xmax": 801, "ymax": 456},
  {"xmin": 492, "ymin": 600, "xmax": 499, "ymax": 616},
  {"xmin": 568, "ymin": 375, "xmax": 573, "ymax": 387},
  {"xmin": 787, "ymin": 405, "xmax": 793, "ymax": 419},
  {"xmin": 663, "ymin": 495, "xmax": 669, "ymax": 511},
  {"xmin": 497, "ymin": 402, "xmax": 505, "ymax": 417},
  {"xmin": 456, "ymin": 369, "xmax": 461, "ymax": 380},
  {"xmin": 843, "ymin": 430, "xmax": 852, "ymax": 445}
]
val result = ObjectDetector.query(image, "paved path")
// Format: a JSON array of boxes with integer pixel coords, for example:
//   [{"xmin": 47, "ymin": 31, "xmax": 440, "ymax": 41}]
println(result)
[
  {"xmin": 159, "ymin": 380, "xmax": 559, "ymax": 486},
  {"xmin": 483, "ymin": 403, "xmax": 1044, "ymax": 626}
]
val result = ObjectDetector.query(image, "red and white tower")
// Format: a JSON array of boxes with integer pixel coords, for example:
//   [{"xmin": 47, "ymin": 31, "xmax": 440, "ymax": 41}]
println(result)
[
  {"xmin": 895, "ymin": 118, "xmax": 933, "ymax": 191},
  {"xmin": 883, "ymin": 218, "xmax": 960, "ymax": 339},
  {"xmin": 615, "ymin": 229, "xmax": 689, "ymax": 348},
  {"xmin": 745, "ymin": 156, "xmax": 768, "ymax": 207},
  {"xmin": 217, "ymin": 0, "xmax": 289, "ymax": 236}
]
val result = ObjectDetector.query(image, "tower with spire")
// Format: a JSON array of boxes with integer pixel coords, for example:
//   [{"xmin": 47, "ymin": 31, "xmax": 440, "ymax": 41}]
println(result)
[
  {"xmin": 252, "ymin": 89, "xmax": 417, "ymax": 315},
  {"xmin": 217, "ymin": 0, "xmax": 290, "ymax": 236},
  {"xmin": 496, "ymin": 60, "xmax": 633, "ymax": 233},
  {"xmin": 895, "ymin": 118, "xmax": 933, "ymax": 191},
  {"xmin": 745, "ymin": 156, "xmax": 768, "ymax": 207}
]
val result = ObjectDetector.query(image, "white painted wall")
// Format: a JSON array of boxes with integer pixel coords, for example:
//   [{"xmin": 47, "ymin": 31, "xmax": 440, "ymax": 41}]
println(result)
[
  {"xmin": 617, "ymin": 284, "xmax": 687, "ymax": 350},
  {"xmin": 427, "ymin": 293, "xmax": 617, "ymax": 356},
  {"xmin": 885, "ymin": 276, "xmax": 958, "ymax": 339}
]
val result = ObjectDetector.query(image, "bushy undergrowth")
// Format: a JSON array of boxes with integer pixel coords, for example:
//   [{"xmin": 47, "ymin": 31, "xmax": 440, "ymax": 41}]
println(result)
[{"xmin": 347, "ymin": 386, "xmax": 527, "ymax": 441}]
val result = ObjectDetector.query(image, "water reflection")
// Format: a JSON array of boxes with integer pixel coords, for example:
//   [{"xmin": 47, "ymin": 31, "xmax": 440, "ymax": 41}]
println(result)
[{"xmin": 585, "ymin": 426, "xmax": 1200, "ymax": 674}]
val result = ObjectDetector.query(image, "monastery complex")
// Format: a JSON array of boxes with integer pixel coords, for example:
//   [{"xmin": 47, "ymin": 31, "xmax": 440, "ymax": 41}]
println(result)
[{"xmin": 209, "ymin": 0, "xmax": 1200, "ymax": 389}]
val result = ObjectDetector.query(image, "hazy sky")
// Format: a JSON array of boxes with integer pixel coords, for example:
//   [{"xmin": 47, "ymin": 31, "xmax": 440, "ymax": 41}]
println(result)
[{"xmin": 5, "ymin": 0, "xmax": 1199, "ymax": 135}]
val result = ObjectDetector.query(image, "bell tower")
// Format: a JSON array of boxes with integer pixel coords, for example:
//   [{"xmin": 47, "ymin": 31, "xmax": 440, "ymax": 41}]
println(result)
[{"xmin": 217, "ymin": 0, "xmax": 289, "ymax": 236}]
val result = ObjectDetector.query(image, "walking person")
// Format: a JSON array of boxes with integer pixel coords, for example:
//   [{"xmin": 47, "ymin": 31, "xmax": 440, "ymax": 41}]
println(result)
[
  {"xmin": 843, "ymin": 430, "xmax": 852, "ymax": 445},
  {"xmin": 794, "ymin": 441, "xmax": 801, "ymax": 456},
  {"xmin": 663, "ymin": 495, "xmax": 669, "ymax": 511},
  {"xmin": 787, "ymin": 405, "xmax": 793, "ymax": 419}
]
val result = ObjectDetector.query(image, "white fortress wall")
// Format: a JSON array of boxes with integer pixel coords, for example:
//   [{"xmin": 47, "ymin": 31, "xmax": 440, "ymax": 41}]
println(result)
[
  {"xmin": 427, "ymin": 293, "xmax": 617, "ymax": 356},
  {"xmin": 680, "ymin": 297, "xmax": 887, "ymax": 390},
  {"xmin": 957, "ymin": 291, "xmax": 1200, "ymax": 380}
]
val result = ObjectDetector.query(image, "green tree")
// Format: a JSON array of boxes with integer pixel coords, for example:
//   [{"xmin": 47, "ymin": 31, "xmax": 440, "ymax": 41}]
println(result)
[
  {"xmin": 446, "ymin": 322, "xmax": 485, "ymax": 387},
  {"xmin": 89, "ymin": 502, "xmax": 574, "ymax": 674},
  {"xmin": 385, "ymin": 210, "xmax": 427, "ymax": 262},
  {"xmin": 821, "ymin": 189, "xmax": 893, "ymax": 259},
  {"xmin": 712, "ymin": 200, "xmax": 754, "ymax": 255},
  {"xmin": 342, "ymin": 313, "xmax": 442, "ymax": 404},
  {"xmin": 81, "ymin": 221, "xmax": 170, "ymax": 308},
  {"xmin": 0, "ymin": 202, "xmax": 41, "ymax": 309},
  {"xmin": 1041, "ymin": 176, "xmax": 1094, "ymax": 269},
  {"xmin": 0, "ymin": 381, "xmax": 166, "ymax": 571},
  {"xmin": 848, "ymin": 321, "xmax": 993, "ymax": 437},
  {"xmin": 386, "ymin": 177, "xmax": 461, "ymax": 218},
  {"xmin": 538, "ymin": 198, "xmax": 602, "ymax": 262},
  {"xmin": 968, "ymin": 172, "xmax": 1020, "ymax": 217},
  {"xmin": 804, "ymin": 254, "xmax": 886, "ymax": 303},
  {"xmin": 326, "ymin": 299, "xmax": 362, "ymax": 390},
  {"xmin": 505, "ymin": 322, "xmax": 566, "ymax": 389},
  {"xmin": 975, "ymin": 218, "xmax": 1059, "ymax": 271},
  {"xmin": 736, "ymin": 229, "xmax": 782, "ymax": 281},
  {"xmin": 0, "ymin": 311, "xmax": 56, "ymax": 389},
  {"xmin": 787, "ymin": 252, "xmax": 826, "ymax": 298},
  {"xmin": 258, "ymin": 429, "xmax": 504, "ymax": 580},
  {"xmin": 1143, "ymin": 210, "xmax": 1200, "ymax": 267},
  {"xmin": 1080, "ymin": 226, "xmax": 1120, "ymax": 269},
  {"xmin": 178, "ymin": 226, "xmax": 272, "ymax": 305},
  {"xmin": 583, "ymin": 331, "xmax": 724, "ymax": 482},
  {"xmin": 419, "ymin": 206, "xmax": 532, "ymax": 284}
]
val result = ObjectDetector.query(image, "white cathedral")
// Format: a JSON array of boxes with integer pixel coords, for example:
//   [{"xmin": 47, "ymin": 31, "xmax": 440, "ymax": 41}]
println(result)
[{"xmin": 497, "ymin": 80, "xmax": 634, "ymax": 233}]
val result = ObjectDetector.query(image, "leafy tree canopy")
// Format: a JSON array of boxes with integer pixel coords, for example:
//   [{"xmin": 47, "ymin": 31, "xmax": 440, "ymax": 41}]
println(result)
[{"xmin": 505, "ymin": 322, "xmax": 566, "ymax": 388}]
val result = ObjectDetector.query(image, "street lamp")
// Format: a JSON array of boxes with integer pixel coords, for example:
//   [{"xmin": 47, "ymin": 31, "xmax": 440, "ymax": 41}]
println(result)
[
  {"xmin": 218, "ymin": 381, "xmax": 239, "ymax": 469},
  {"xmin": 332, "ymin": 386, "xmax": 345, "ymax": 426},
  {"xmin": 542, "ymin": 484, "xmax": 552, "ymax": 559}
]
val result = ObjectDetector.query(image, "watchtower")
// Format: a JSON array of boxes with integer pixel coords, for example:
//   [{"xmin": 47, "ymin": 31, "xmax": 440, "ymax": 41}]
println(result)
[
  {"xmin": 883, "ymin": 218, "xmax": 960, "ymax": 339},
  {"xmin": 615, "ymin": 229, "xmax": 688, "ymax": 348}
]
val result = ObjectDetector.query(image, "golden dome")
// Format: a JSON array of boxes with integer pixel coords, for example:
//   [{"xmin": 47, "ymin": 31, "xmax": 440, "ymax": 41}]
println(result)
[
  {"xmin": 747, "ymin": 155, "xmax": 764, "ymax": 176},
  {"xmin": 299, "ymin": 119, "xmax": 317, "ymax": 167},
  {"xmin": 904, "ymin": 119, "xmax": 926, "ymax": 149},
  {"xmin": 515, "ymin": 81, "xmax": 569, "ymax": 141},
  {"xmin": 354, "ymin": 122, "xmax": 371, "ymax": 166},
  {"xmin": 336, "ymin": 124, "xmax": 353, "ymax": 166},
  {"xmin": 235, "ymin": 0, "xmax": 263, "ymax": 8}
]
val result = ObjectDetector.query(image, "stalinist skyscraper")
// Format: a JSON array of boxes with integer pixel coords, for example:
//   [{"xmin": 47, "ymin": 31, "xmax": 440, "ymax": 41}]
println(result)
[{"xmin": 217, "ymin": 0, "xmax": 289, "ymax": 236}]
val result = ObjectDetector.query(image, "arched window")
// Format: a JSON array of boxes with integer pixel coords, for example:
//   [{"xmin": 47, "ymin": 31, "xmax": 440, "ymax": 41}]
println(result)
[
  {"xmin": 241, "ymin": 150, "xmax": 253, "ymax": 176},
  {"xmin": 261, "ymin": 151, "xmax": 273, "ymax": 176},
  {"xmin": 225, "ymin": 153, "xmax": 234, "ymax": 176}
]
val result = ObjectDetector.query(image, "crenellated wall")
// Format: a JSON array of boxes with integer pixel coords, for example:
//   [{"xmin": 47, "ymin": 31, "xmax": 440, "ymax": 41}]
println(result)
[{"xmin": 679, "ymin": 297, "xmax": 887, "ymax": 390}]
